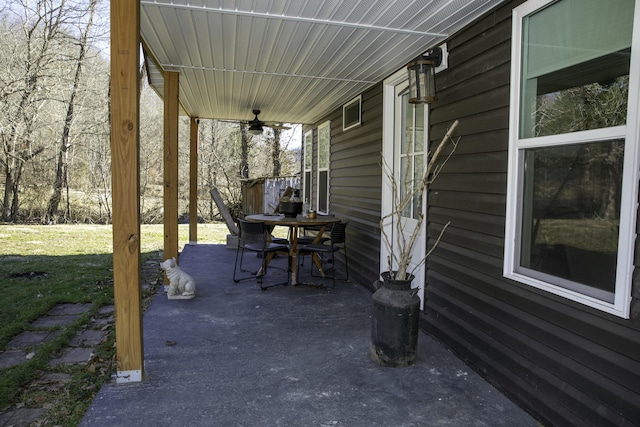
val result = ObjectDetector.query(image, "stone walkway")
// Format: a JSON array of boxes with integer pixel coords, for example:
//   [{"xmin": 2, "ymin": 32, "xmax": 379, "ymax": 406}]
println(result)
[
  {"xmin": 0, "ymin": 256, "xmax": 162, "ymax": 427},
  {"xmin": 0, "ymin": 303, "xmax": 114, "ymax": 427}
]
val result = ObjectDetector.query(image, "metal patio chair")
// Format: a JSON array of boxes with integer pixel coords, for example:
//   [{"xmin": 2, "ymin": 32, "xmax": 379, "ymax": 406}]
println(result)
[
  {"xmin": 233, "ymin": 219, "xmax": 289, "ymax": 290},
  {"xmin": 297, "ymin": 220, "xmax": 349, "ymax": 288}
]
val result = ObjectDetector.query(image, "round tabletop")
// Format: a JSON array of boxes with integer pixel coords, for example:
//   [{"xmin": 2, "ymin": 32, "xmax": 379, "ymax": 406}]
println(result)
[{"xmin": 245, "ymin": 213, "xmax": 340, "ymax": 227}]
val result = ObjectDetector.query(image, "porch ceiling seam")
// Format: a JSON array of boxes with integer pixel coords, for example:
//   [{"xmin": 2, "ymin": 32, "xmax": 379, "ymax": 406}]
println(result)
[
  {"xmin": 157, "ymin": 64, "xmax": 379, "ymax": 84},
  {"xmin": 139, "ymin": 0, "xmax": 448, "ymax": 38}
]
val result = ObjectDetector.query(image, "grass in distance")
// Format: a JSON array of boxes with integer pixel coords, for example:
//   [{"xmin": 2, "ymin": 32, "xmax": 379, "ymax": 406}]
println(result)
[{"xmin": 0, "ymin": 223, "xmax": 228, "ymax": 424}]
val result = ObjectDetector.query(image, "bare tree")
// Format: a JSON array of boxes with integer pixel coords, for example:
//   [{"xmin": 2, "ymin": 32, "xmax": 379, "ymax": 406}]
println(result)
[
  {"xmin": 0, "ymin": 1, "xmax": 67, "ymax": 220},
  {"xmin": 45, "ymin": 0, "xmax": 98, "ymax": 223},
  {"xmin": 270, "ymin": 128, "xmax": 282, "ymax": 176},
  {"xmin": 239, "ymin": 123, "xmax": 250, "ymax": 179},
  {"xmin": 0, "ymin": 0, "xmax": 104, "ymax": 221},
  {"xmin": 198, "ymin": 120, "xmax": 245, "ymax": 221}
]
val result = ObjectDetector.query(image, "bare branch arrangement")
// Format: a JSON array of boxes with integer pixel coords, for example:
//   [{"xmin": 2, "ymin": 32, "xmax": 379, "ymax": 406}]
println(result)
[{"xmin": 380, "ymin": 120, "xmax": 460, "ymax": 280}]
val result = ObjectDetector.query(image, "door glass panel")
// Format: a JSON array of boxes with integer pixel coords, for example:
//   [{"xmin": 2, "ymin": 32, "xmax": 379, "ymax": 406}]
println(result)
[{"xmin": 399, "ymin": 93, "xmax": 425, "ymax": 220}]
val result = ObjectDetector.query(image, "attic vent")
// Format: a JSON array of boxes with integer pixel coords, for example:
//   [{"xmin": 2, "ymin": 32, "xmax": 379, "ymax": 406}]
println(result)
[{"xmin": 343, "ymin": 95, "xmax": 362, "ymax": 131}]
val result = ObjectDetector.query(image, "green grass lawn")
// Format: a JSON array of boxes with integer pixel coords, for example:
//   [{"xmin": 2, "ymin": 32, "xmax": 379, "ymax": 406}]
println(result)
[{"xmin": 0, "ymin": 222, "xmax": 230, "ymax": 424}]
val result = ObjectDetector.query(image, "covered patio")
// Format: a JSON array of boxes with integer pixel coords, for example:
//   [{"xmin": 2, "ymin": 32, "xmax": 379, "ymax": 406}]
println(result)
[
  {"xmin": 109, "ymin": 0, "xmax": 506, "ymax": 383},
  {"xmin": 81, "ymin": 244, "xmax": 537, "ymax": 426}
]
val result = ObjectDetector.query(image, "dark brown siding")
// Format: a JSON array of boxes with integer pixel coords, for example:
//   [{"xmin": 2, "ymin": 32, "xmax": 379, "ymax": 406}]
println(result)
[
  {"xmin": 425, "ymin": 1, "xmax": 640, "ymax": 426},
  {"xmin": 303, "ymin": 86, "xmax": 383, "ymax": 290}
]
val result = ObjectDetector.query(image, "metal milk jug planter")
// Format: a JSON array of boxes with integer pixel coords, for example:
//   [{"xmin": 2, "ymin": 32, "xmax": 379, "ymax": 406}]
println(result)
[
  {"xmin": 370, "ymin": 272, "xmax": 420, "ymax": 367},
  {"xmin": 371, "ymin": 120, "xmax": 460, "ymax": 368}
]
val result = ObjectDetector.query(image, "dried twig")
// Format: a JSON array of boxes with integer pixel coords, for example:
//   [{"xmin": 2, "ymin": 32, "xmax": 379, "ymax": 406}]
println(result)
[{"xmin": 380, "ymin": 119, "xmax": 459, "ymax": 279}]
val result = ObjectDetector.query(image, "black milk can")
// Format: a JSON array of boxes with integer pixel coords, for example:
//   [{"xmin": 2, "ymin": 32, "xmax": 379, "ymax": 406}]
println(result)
[{"xmin": 370, "ymin": 272, "xmax": 420, "ymax": 367}]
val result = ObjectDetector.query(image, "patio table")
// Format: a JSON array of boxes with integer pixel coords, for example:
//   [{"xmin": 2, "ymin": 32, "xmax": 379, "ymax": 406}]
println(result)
[{"xmin": 245, "ymin": 213, "xmax": 340, "ymax": 285}]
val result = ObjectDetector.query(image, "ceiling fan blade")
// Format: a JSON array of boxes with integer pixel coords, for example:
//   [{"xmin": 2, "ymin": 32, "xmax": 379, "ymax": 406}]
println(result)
[
  {"xmin": 263, "ymin": 122, "xmax": 291, "ymax": 130},
  {"xmin": 217, "ymin": 119, "xmax": 250, "ymax": 124}
]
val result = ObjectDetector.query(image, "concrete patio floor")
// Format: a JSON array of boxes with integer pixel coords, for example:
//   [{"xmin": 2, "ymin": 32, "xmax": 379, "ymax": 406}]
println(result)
[{"xmin": 80, "ymin": 244, "xmax": 539, "ymax": 426}]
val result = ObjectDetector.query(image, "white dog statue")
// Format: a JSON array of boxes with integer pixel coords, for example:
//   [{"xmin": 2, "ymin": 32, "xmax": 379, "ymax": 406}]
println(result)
[{"xmin": 160, "ymin": 257, "xmax": 196, "ymax": 300}]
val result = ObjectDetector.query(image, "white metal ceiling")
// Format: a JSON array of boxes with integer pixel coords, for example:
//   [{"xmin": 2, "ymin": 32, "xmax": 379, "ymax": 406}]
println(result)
[{"xmin": 141, "ymin": 0, "xmax": 504, "ymax": 125}]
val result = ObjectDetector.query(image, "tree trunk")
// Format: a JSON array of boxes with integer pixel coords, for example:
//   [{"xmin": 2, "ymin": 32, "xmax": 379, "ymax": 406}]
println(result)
[
  {"xmin": 240, "ymin": 124, "xmax": 249, "ymax": 179},
  {"xmin": 2, "ymin": 170, "xmax": 14, "ymax": 221},
  {"xmin": 1, "ymin": 0, "xmax": 65, "ymax": 221},
  {"xmin": 272, "ymin": 128, "xmax": 281, "ymax": 177},
  {"xmin": 44, "ymin": 0, "xmax": 97, "ymax": 223},
  {"xmin": 10, "ymin": 163, "xmax": 24, "ymax": 221}
]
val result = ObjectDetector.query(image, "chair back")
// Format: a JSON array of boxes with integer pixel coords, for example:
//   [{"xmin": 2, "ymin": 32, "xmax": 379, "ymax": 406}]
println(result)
[
  {"xmin": 330, "ymin": 221, "xmax": 348, "ymax": 245},
  {"xmin": 238, "ymin": 219, "xmax": 268, "ymax": 246}
]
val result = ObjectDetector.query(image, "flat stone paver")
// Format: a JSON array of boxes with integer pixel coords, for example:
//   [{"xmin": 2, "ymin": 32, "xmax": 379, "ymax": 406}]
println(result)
[
  {"xmin": 0, "ymin": 350, "xmax": 28, "ymax": 369},
  {"xmin": 38, "ymin": 372, "xmax": 72, "ymax": 387},
  {"xmin": 47, "ymin": 303, "xmax": 92, "ymax": 315},
  {"xmin": 6, "ymin": 330, "xmax": 60, "ymax": 349},
  {"xmin": 98, "ymin": 305, "xmax": 114, "ymax": 315},
  {"xmin": 0, "ymin": 407, "xmax": 46, "ymax": 427},
  {"xmin": 31, "ymin": 314, "xmax": 80, "ymax": 328},
  {"xmin": 68, "ymin": 330, "xmax": 106, "ymax": 347},
  {"xmin": 50, "ymin": 347, "xmax": 94, "ymax": 366}
]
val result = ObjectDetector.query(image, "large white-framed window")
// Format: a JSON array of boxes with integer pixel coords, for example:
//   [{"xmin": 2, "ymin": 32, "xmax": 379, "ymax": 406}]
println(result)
[
  {"xmin": 317, "ymin": 121, "xmax": 330, "ymax": 214},
  {"xmin": 303, "ymin": 130, "xmax": 313, "ymax": 205},
  {"xmin": 504, "ymin": 0, "xmax": 640, "ymax": 318}
]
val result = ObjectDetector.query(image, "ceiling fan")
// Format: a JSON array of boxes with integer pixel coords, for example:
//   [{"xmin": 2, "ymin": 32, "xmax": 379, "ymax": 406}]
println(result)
[{"xmin": 226, "ymin": 110, "xmax": 291, "ymax": 135}]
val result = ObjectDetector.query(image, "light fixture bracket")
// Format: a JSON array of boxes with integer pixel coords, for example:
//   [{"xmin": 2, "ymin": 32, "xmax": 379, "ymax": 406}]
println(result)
[{"xmin": 423, "ymin": 47, "xmax": 443, "ymax": 68}]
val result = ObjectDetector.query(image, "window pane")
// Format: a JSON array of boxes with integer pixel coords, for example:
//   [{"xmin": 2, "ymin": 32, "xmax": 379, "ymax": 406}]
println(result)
[
  {"xmin": 401, "ymin": 95, "xmax": 410, "ymax": 154},
  {"xmin": 412, "ymin": 154, "xmax": 424, "ymax": 219},
  {"xmin": 318, "ymin": 126, "xmax": 329, "ymax": 168},
  {"xmin": 304, "ymin": 171, "xmax": 311, "ymax": 201},
  {"xmin": 519, "ymin": 0, "xmax": 633, "ymax": 138},
  {"xmin": 400, "ymin": 156, "xmax": 410, "ymax": 217},
  {"xmin": 415, "ymin": 104, "xmax": 424, "ymax": 152},
  {"xmin": 304, "ymin": 135, "xmax": 312, "ymax": 169},
  {"xmin": 530, "ymin": 74, "xmax": 629, "ymax": 138},
  {"xmin": 399, "ymin": 102, "xmax": 425, "ymax": 220},
  {"xmin": 519, "ymin": 140, "xmax": 624, "ymax": 298},
  {"xmin": 318, "ymin": 171, "xmax": 328, "ymax": 212}
]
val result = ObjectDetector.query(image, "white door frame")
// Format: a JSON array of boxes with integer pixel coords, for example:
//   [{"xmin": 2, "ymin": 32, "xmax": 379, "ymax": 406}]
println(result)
[{"xmin": 381, "ymin": 69, "xmax": 428, "ymax": 308}]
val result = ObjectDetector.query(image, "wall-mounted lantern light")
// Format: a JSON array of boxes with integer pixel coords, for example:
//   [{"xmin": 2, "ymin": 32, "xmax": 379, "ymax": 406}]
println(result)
[{"xmin": 407, "ymin": 47, "xmax": 443, "ymax": 104}]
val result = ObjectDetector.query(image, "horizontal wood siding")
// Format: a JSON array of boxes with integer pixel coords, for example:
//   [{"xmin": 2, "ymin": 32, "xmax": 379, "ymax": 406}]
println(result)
[
  {"xmin": 425, "ymin": 1, "xmax": 640, "ymax": 426},
  {"xmin": 304, "ymin": 85, "xmax": 383, "ymax": 289}
]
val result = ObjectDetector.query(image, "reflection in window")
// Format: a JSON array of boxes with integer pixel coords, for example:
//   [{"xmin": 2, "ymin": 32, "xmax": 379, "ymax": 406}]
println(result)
[
  {"xmin": 519, "ymin": 0, "xmax": 633, "ymax": 138},
  {"xmin": 317, "ymin": 122, "xmax": 330, "ymax": 213},
  {"xmin": 303, "ymin": 131, "xmax": 312, "ymax": 203},
  {"xmin": 519, "ymin": 140, "xmax": 624, "ymax": 301}
]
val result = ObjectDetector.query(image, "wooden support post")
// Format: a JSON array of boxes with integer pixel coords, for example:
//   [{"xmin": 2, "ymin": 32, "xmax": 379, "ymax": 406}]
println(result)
[
  {"xmin": 163, "ymin": 71, "xmax": 179, "ymax": 275},
  {"xmin": 110, "ymin": 0, "xmax": 143, "ymax": 383},
  {"xmin": 189, "ymin": 117, "xmax": 199, "ymax": 245}
]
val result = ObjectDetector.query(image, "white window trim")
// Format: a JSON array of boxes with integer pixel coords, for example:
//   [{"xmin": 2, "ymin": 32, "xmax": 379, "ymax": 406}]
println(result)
[
  {"xmin": 303, "ymin": 130, "xmax": 313, "ymax": 205},
  {"xmin": 381, "ymin": 69, "xmax": 407, "ymax": 274},
  {"xmin": 317, "ymin": 121, "xmax": 330, "ymax": 214},
  {"xmin": 504, "ymin": 0, "xmax": 640, "ymax": 318},
  {"xmin": 343, "ymin": 95, "xmax": 362, "ymax": 131}
]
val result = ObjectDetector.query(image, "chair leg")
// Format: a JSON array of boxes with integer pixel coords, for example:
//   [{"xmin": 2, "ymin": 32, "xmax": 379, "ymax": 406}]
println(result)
[
  {"xmin": 233, "ymin": 247, "xmax": 243, "ymax": 282},
  {"xmin": 330, "ymin": 249, "xmax": 336, "ymax": 288},
  {"xmin": 234, "ymin": 248, "xmax": 258, "ymax": 282},
  {"xmin": 308, "ymin": 248, "xmax": 348, "ymax": 288},
  {"xmin": 343, "ymin": 246, "xmax": 349, "ymax": 282},
  {"xmin": 259, "ymin": 251, "xmax": 289, "ymax": 290}
]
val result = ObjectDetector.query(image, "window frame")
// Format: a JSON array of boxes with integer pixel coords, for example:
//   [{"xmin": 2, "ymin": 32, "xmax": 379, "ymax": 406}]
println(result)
[
  {"xmin": 317, "ymin": 121, "xmax": 330, "ymax": 214},
  {"xmin": 503, "ymin": 0, "xmax": 640, "ymax": 318},
  {"xmin": 303, "ymin": 130, "xmax": 313, "ymax": 206},
  {"xmin": 343, "ymin": 95, "xmax": 362, "ymax": 131}
]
